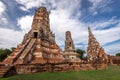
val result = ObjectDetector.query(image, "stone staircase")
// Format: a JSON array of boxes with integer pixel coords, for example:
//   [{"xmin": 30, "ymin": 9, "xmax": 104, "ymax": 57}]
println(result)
[
  {"xmin": 15, "ymin": 39, "xmax": 36, "ymax": 64},
  {"xmin": 2, "ymin": 39, "xmax": 31, "ymax": 65},
  {"xmin": 21, "ymin": 39, "xmax": 36, "ymax": 59},
  {"xmin": 0, "ymin": 65, "xmax": 12, "ymax": 77}
]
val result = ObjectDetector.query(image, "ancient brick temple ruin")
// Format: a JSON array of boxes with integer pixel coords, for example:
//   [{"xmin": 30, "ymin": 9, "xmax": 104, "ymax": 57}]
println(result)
[{"xmin": 0, "ymin": 7, "xmax": 108, "ymax": 77}]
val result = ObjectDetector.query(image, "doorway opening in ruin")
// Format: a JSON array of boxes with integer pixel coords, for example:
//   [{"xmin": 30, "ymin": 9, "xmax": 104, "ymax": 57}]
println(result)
[{"xmin": 34, "ymin": 32, "xmax": 38, "ymax": 38}]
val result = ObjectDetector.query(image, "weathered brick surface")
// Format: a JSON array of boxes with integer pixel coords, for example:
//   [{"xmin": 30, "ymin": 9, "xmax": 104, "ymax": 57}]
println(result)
[
  {"xmin": 109, "ymin": 56, "xmax": 120, "ymax": 66},
  {"xmin": 15, "ymin": 62, "xmax": 107, "ymax": 74},
  {"xmin": 63, "ymin": 31, "xmax": 79, "ymax": 61},
  {"xmin": 87, "ymin": 27, "xmax": 108, "ymax": 63}
]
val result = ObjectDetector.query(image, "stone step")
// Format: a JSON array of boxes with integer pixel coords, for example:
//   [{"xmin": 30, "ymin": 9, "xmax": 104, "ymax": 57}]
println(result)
[
  {"xmin": 0, "ymin": 66, "xmax": 11, "ymax": 77},
  {"xmin": 15, "ymin": 39, "xmax": 36, "ymax": 64}
]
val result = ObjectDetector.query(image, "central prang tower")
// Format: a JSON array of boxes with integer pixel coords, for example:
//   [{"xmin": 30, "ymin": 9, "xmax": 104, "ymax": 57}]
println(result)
[{"xmin": 3, "ymin": 7, "xmax": 63, "ymax": 65}]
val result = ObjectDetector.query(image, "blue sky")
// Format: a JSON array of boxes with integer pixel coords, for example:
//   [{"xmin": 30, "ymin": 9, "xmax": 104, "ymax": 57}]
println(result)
[{"xmin": 0, "ymin": 0, "xmax": 120, "ymax": 55}]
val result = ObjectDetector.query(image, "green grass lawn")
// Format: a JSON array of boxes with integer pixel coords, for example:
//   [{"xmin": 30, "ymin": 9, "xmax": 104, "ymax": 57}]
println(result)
[{"xmin": 0, "ymin": 66, "xmax": 120, "ymax": 80}]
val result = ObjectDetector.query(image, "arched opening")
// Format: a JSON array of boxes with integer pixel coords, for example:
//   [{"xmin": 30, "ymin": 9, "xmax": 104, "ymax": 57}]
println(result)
[{"xmin": 34, "ymin": 32, "xmax": 38, "ymax": 38}]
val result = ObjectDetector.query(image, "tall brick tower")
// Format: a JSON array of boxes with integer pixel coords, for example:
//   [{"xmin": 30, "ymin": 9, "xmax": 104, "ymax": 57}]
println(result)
[
  {"xmin": 87, "ymin": 27, "xmax": 108, "ymax": 62},
  {"xmin": 2, "ymin": 7, "xmax": 63, "ymax": 65}
]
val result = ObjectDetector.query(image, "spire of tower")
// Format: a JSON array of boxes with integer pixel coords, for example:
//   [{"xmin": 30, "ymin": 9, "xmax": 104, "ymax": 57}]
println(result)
[
  {"xmin": 88, "ymin": 27, "xmax": 92, "ymax": 35},
  {"xmin": 88, "ymin": 27, "xmax": 98, "ymax": 43},
  {"xmin": 31, "ymin": 6, "xmax": 50, "ymax": 31},
  {"xmin": 88, "ymin": 27, "xmax": 100, "ymax": 48}
]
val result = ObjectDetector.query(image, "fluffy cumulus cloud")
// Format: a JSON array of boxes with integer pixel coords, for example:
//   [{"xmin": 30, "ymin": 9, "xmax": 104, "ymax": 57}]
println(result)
[
  {"xmin": 0, "ymin": 1, "xmax": 5, "ymax": 16},
  {"xmin": 50, "ymin": 10, "xmax": 87, "ymax": 46},
  {"xmin": 0, "ymin": 0, "xmax": 120, "ymax": 55},
  {"xmin": 0, "ymin": 28, "xmax": 24, "ymax": 48},
  {"xmin": 0, "ymin": 15, "xmax": 34, "ymax": 48},
  {"xmin": 0, "ymin": 1, "xmax": 8, "ymax": 25},
  {"xmin": 17, "ymin": 15, "xmax": 33, "ymax": 33},
  {"xmin": 49, "ymin": 0, "xmax": 86, "ymax": 45},
  {"xmin": 15, "ymin": 0, "xmax": 45, "ymax": 11}
]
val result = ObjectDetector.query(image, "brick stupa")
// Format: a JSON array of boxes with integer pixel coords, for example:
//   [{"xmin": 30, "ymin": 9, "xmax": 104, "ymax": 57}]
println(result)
[{"xmin": 87, "ymin": 27, "xmax": 108, "ymax": 62}]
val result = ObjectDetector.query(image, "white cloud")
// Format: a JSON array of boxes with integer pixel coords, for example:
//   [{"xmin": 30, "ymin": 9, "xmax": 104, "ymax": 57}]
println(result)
[
  {"xmin": 0, "ymin": 3, "xmax": 33, "ymax": 49},
  {"xmin": 16, "ymin": 0, "xmax": 45, "ymax": 11},
  {"xmin": 50, "ymin": 10, "xmax": 85, "ymax": 46},
  {"xmin": 0, "ymin": 1, "xmax": 5, "ymax": 16},
  {"xmin": 94, "ymin": 25, "xmax": 120, "ymax": 45},
  {"xmin": 1, "ymin": 17, "xmax": 8, "ymax": 24},
  {"xmin": 104, "ymin": 42, "xmax": 120, "ymax": 55},
  {"xmin": 89, "ymin": 0, "xmax": 112, "ymax": 15},
  {"xmin": 0, "ymin": 2, "xmax": 33, "ymax": 48},
  {"xmin": 0, "ymin": 1, "xmax": 9, "ymax": 26},
  {"xmin": 17, "ymin": 15, "xmax": 33, "ymax": 33},
  {"xmin": 16, "ymin": 0, "xmax": 81, "ymax": 16},
  {"xmin": 88, "ymin": 17, "xmax": 119, "ymax": 29},
  {"xmin": 19, "ymin": 6, "xmax": 29, "ymax": 12},
  {"xmin": 0, "ymin": 28, "xmax": 24, "ymax": 48},
  {"xmin": 48, "ymin": 0, "xmax": 84, "ymax": 47},
  {"xmin": 89, "ymin": 0, "xmax": 102, "ymax": 10}
]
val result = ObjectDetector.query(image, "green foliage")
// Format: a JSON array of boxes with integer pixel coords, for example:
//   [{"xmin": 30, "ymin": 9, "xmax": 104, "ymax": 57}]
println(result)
[
  {"xmin": 116, "ymin": 52, "xmax": 120, "ymax": 56},
  {"xmin": 76, "ymin": 49, "xmax": 86, "ymax": 60},
  {"xmin": 0, "ymin": 66, "xmax": 120, "ymax": 80},
  {"xmin": 0, "ymin": 48, "xmax": 12, "ymax": 61}
]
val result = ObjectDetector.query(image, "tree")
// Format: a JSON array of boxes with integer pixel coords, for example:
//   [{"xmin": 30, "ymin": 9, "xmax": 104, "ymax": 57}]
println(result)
[
  {"xmin": 0, "ymin": 48, "xmax": 12, "ymax": 61},
  {"xmin": 116, "ymin": 52, "xmax": 120, "ymax": 56},
  {"xmin": 11, "ymin": 47, "xmax": 16, "ymax": 52},
  {"xmin": 76, "ymin": 49, "xmax": 86, "ymax": 60}
]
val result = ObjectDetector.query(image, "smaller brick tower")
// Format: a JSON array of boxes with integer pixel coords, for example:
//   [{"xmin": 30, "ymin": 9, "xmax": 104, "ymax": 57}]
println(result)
[
  {"xmin": 64, "ymin": 31, "xmax": 78, "ymax": 61},
  {"xmin": 87, "ymin": 27, "xmax": 108, "ymax": 62},
  {"xmin": 65, "ymin": 31, "xmax": 75, "ymax": 51}
]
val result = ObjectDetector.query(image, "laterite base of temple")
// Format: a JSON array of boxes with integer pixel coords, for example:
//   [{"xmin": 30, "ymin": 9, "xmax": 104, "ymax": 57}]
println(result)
[
  {"xmin": 0, "ymin": 60, "xmax": 108, "ymax": 77},
  {"xmin": 15, "ymin": 63, "xmax": 107, "ymax": 74}
]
